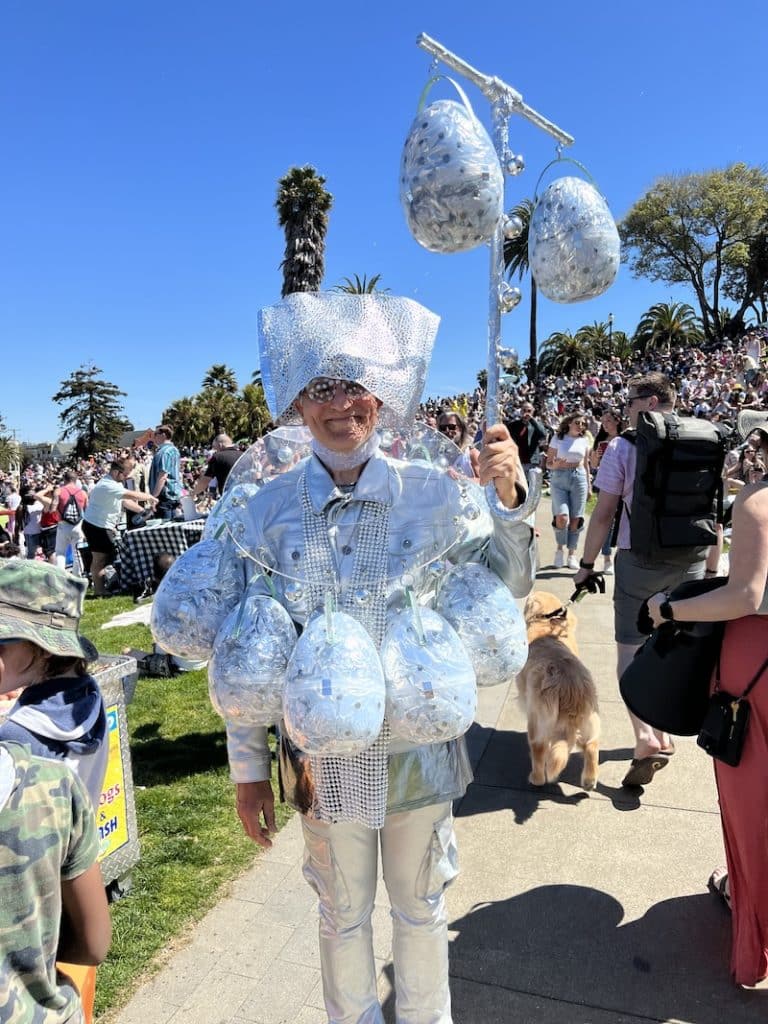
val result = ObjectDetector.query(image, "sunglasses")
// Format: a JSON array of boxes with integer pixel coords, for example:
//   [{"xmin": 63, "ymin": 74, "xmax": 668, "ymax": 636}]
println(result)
[
  {"xmin": 438, "ymin": 423, "xmax": 461, "ymax": 433},
  {"xmin": 625, "ymin": 393, "xmax": 653, "ymax": 405},
  {"xmin": 303, "ymin": 377, "xmax": 369, "ymax": 403}
]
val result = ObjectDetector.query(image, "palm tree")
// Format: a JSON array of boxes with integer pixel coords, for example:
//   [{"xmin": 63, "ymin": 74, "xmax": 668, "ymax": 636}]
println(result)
[
  {"xmin": 162, "ymin": 396, "xmax": 206, "ymax": 447},
  {"xmin": 240, "ymin": 383, "xmax": 271, "ymax": 440},
  {"xmin": 275, "ymin": 165, "xmax": 334, "ymax": 297},
  {"xmin": 575, "ymin": 321, "xmax": 612, "ymax": 360},
  {"xmin": 502, "ymin": 199, "xmax": 537, "ymax": 380},
  {"xmin": 202, "ymin": 364, "xmax": 238, "ymax": 393},
  {"xmin": 538, "ymin": 330, "xmax": 594, "ymax": 377},
  {"xmin": 333, "ymin": 274, "xmax": 390, "ymax": 294},
  {"xmin": 633, "ymin": 302, "xmax": 702, "ymax": 354}
]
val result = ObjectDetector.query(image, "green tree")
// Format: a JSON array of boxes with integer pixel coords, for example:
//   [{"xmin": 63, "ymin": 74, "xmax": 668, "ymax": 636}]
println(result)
[
  {"xmin": 476, "ymin": 369, "xmax": 488, "ymax": 390},
  {"xmin": 502, "ymin": 199, "xmax": 538, "ymax": 380},
  {"xmin": 620, "ymin": 163, "xmax": 768, "ymax": 342},
  {"xmin": 162, "ymin": 396, "xmax": 207, "ymax": 447},
  {"xmin": 202, "ymin": 364, "xmax": 238, "ymax": 393},
  {"xmin": 275, "ymin": 165, "xmax": 334, "ymax": 297},
  {"xmin": 538, "ymin": 331, "xmax": 594, "ymax": 377},
  {"xmin": 52, "ymin": 365, "xmax": 132, "ymax": 457},
  {"xmin": 575, "ymin": 321, "xmax": 613, "ymax": 360},
  {"xmin": 240, "ymin": 383, "xmax": 271, "ymax": 440},
  {"xmin": 633, "ymin": 301, "xmax": 702, "ymax": 354},
  {"xmin": 0, "ymin": 414, "xmax": 18, "ymax": 473},
  {"xmin": 332, "ymin": 273, "xmax": 390, "ymax": 294}
]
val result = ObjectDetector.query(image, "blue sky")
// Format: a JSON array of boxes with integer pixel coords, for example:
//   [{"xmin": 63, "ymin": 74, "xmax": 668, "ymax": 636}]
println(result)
[{"xmin": 2, "ymin": 0, "xmax": 765, "ymax": 442}]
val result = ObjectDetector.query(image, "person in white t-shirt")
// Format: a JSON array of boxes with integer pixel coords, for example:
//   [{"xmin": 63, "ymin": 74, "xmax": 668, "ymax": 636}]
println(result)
[{"xmin": 546, "ymin": 411, "xmax": 592, "ymax": 570}]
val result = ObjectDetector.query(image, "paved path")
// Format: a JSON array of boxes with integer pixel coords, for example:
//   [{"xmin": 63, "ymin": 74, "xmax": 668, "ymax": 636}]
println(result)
[{"xmin": 107, "ymin": 504, "xmax": 765, "ymax": 1024}]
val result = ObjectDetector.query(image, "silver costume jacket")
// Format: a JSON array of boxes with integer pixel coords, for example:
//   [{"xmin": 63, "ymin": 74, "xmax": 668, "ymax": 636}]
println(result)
[{"xmin": 224, "ymin": 448, "xmax": 536, "ymax": 815}]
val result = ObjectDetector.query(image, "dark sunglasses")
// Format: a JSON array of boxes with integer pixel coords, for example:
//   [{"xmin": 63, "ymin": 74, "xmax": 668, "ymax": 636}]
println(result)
[{"xmin": 303, "ymin": 377, "xmax": 369, "ymax": 403}]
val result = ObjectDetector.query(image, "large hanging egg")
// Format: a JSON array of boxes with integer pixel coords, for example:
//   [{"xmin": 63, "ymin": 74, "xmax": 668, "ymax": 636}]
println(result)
[
  {"xmin": 528, "ymin": 177, "xmax": 620, "ymax": 303},
  {"xmin": 381, "ymin": 607, "xmax": 476, "ymax": 745},
  {"xmin": 435, "ymin": 563, "xmax": 528, "ymax": 686},
  {"xmin": 150, "ymin": 539, "xmax": 243, "ymax": 662},
  {"xmin": 400, "ymin": 97, "xmax": 504, "ymax": 254},
  {"xmin": 282, "ymin": 611, "xmax": 385, "ymax": 756},
  {"xmin": 208, "ymin": 594, "xmax": 297, "ymax": 725}
]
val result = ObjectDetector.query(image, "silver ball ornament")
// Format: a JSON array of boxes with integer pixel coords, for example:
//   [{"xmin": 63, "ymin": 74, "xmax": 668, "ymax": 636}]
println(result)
[
  {"xmin": 505, "ymin": 154, "xmax": 525, "ymax": 176},
  {"xmin": 498, "ymin": 283, "xmax": 522, "ymax": 313},
  {"xmin": 503, "ymin": 214, "xmax": 525, "ymax": 239}
]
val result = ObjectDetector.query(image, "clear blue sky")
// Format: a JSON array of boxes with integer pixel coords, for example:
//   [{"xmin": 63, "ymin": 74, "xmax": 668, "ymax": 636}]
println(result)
[{"xmin": 2, "ymin": 0, "xmax": 765, "ymax": 442}]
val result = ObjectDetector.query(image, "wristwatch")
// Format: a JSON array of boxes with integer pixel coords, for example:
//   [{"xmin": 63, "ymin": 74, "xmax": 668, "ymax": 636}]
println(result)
[{"xmin": 658, "ymin": 597, "xmax": 675, "ymax": 621}]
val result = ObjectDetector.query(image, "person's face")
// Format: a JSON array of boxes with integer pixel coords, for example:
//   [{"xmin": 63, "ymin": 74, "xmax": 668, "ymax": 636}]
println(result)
[
  {"xmin": 294, "ymin": 379, "xmax": 381, "ymax": 453},
  {"xmin": 437, "ymin": 417, "xmax": 462, "ymax": 441},
  {"xmin": 624, "ymin": 390, "xmax": 656, "ymax": 428},
  {"xmin": 601, "ymin": 412, "xmax": 620, "ymax": 434},
  {"xmin": 521, "ymin": 405, "xmax": 534, "ymax": 421},
  {"xmin": 115, "ymin": 461, "xmax": 135, "ymax": 482},
  {"xmin": 0, "ymin": 640, "xmax": 39, "ymax": 694},
  {"xmin": 568, "ymin": 416, "xmax": 586, "ymax": 436}
]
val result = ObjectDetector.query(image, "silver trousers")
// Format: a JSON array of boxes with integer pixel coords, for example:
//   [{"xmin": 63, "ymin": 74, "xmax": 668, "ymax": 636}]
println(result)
[{"xmin": 301, "ymin": 801, "xmax": 457, "ymax": 1024}]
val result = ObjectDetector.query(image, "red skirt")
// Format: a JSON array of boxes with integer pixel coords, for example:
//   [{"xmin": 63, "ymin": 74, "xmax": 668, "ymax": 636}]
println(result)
[{"xmin": 713, "ymin": 614, "xmax": 768, "ymax": 986}]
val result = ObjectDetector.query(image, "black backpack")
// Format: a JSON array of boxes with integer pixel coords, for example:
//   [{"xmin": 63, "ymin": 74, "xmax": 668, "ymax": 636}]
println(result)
[
  {"xmin": 61, "ymin": 489, "xmax": 83, "ymax": 525},
  {"xmin": 623, "ymin": 411, "xmax": 730, "ymax": 561}
]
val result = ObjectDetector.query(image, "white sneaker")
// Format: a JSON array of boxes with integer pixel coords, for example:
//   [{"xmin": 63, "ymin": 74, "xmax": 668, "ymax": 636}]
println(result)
[
  {"xmin": 602, "ymin": 557, "xmax": 613, "ymax": 575},
  {"xmin": 567, "ymin": 553, "xmax": 579, "ymax": 570},
  {"xmin": 554, "ymin": 550, "xmax": 565, "ymax": 568}
]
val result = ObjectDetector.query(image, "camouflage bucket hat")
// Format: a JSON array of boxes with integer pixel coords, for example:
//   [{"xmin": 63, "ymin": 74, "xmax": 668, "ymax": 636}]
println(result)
[{"xmin": 0, "ymin": 561, "xmax": 98, "ymax": 662}]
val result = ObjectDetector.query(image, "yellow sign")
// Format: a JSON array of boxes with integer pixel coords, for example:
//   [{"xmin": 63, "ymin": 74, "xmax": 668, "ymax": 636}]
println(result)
[{"xmin": 97, "ymin": 704, "xmax": 129, "ymax": 859}]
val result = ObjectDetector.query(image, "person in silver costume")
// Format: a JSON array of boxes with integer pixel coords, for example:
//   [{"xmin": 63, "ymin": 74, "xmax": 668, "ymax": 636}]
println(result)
[{"xmin": 187, "ymin": 294, "xmax": 535, "ymax": 1024}]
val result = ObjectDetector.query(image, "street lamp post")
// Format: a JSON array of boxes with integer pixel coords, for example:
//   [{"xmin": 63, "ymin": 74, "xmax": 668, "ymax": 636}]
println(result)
[{"xmin": 608, "ymin": 312, "xmax": 614, "ymax": 359}]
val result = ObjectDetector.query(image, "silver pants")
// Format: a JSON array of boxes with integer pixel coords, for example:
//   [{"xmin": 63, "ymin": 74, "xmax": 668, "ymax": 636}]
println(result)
[{"xmin": 301, "ymin": 801, "xmax": 457, "ymax": 1024}]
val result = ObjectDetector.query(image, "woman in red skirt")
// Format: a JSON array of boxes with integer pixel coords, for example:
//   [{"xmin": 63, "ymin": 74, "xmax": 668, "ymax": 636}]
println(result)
[{"xmin": 648, "ymin": 408, "xmax": 768, "ymax": 988}]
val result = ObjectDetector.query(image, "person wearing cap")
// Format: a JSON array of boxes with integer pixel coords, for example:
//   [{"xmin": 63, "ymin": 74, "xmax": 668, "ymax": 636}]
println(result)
[
  {"xmin": 647, "ymin": 408, "xmax": 768, "ymax": 988},
  {"xmin": 0, "ymin": 560, "xmax": 107, "ymax": 807},
  {"xmin": 154, "ymin": 292, "xmax": 536, "ymax": 1024}
]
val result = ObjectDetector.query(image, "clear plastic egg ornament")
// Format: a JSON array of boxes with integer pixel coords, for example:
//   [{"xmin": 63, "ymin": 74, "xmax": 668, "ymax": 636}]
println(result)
[
  {"xmin": 208, "ymin": 594, "xmax": 297, "ymax": 725},
  {"xmin": 381, "ymin": 606, "xmax": 476, "ymax": 745},
  {"xmin": 400, "ymin": 84, "xmax": 504, "ymax": 254},
  {"xmin": 528, "ymin": 177, "xmax": 620, "ymax": 303},
  {"xmin": 435, "ymin": 562, "xmax": 528, "ymax": 686},
  {"xmin": 282, "ymin": 610, "xmax": 385, "ymax": 757},
  {"xmin": 150, "ymin": 538, "xmax": 244, "ymax": 662}
]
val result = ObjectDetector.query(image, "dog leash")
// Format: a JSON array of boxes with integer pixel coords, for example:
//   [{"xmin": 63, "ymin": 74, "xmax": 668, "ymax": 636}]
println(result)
[{"xmin": 533, "ymin": 573, "xmax": 607, "ymax": 622}]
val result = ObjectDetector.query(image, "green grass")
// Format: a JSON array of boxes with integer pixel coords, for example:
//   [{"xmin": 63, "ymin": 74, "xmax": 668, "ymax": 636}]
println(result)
[{"xmin": 80, "ymin": 597, "xmax": 293, "ymax": 1019}]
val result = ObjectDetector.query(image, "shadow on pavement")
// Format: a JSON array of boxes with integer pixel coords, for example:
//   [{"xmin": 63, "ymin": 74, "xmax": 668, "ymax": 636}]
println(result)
[{"xmin": 458, "ymin": 726, "xmax": 642, "ymax": 823}]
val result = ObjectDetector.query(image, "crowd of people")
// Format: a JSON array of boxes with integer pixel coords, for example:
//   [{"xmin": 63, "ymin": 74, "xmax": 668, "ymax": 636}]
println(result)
[{"xmin": 1, "ymin": 316, "xmax": 767, "ymax": 1021}]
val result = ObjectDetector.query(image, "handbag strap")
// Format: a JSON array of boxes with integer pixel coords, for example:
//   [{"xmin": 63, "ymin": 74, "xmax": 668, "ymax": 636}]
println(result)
[{"xmin": 715, "ymin": 650, "xmax": 768, "ymax": 700}]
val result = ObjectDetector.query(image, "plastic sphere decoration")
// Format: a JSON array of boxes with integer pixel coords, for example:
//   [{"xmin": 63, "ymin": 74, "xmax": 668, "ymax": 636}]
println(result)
[
  {"xmin": 528, "ymin": 176, "xmax": 620, "ymax": 304},
  {"xmin": 381, "ymin": 607, "xmax": 476, "ymax": 745},
  {"xmin": 282, "ymin": 611, "xmax": 385, "ymax": 756},
  {"xmin": 502, "ymin": 213, "xmax": 525, "ymax": 240},
  {"xmin": 505, "ymin": 154, "xmax": 525, "ymax": 176},
  {"xmin": 498, "ymin": 283, "xmax": 523, "ymax": 313},
  {"xmin": 400, "ymin": 96, "xmax": 505, "ymax": 254}
]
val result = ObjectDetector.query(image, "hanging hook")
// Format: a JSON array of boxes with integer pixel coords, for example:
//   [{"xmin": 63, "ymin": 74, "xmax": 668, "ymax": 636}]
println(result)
[
  {"xmin": 428, "ymin": 56, "xmax": 439, "ymax": 75},
  {"xmin": 555, "ymin": 142, "xmax": 564, "ymax": 160}
]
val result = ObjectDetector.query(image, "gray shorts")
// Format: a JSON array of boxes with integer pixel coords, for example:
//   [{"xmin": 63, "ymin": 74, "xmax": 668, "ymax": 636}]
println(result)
[{"xmin": 613, "ymin": 549, "xmax": 705, "ymax": 645}]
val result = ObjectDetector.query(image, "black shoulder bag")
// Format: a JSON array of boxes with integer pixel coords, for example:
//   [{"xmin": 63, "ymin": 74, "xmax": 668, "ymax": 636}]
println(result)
[{"xmin": 697, "ymin": 653, "xmax": 768, "ymax": 767}]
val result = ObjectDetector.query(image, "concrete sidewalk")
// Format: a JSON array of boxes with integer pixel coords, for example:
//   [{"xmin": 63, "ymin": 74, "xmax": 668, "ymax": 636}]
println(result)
[{"xmin": 107, "ymin": 505, "xmax": 764, "ymax": 1024}]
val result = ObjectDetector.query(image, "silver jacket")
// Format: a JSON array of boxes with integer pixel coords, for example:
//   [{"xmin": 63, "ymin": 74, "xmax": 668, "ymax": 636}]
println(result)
[{"xmin": 224, "ymin": 449, "xmax": 536, "ymax": 814}]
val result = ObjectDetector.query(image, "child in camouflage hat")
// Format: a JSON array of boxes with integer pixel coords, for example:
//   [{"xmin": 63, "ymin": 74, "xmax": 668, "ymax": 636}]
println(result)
[{"xmin": 0, "ymin": 561, "xmax": 107, "ymax": 807}]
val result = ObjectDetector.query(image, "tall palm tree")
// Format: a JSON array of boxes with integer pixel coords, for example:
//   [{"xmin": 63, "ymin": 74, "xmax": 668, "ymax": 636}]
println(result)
[
  {"xmin": 576, "ymin": 321, "xmax": 612, "ymax": 360},
  {"xmin": 275, "ymin": 165, "xmax": 334, "ymax": 297},
  {"xmin": 633, "ymin": 302, "xmax": 702, "ymax": 354},
  {"xmin": 333, "ymin": 273, "xmax": 390, "ymax": 294},
  {"xmin": 538, "ymin": 330, "xmax": 594, "ymax": 377},
  {"xmin": 162, "ymin": 396, "xmax": 206, "ymax": 447},
  {"xmin": 202, "ymin": 364, "xmax": 238, "ymax": 393},
  {"xmin": 502, "ymin": 199, "xmax": 537, "ymax": 380}
]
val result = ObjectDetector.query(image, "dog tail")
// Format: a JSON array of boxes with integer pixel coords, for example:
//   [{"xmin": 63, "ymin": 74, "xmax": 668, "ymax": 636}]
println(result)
[{"xmin": 553, "ymin": 662, "xmax": 599, "ymax": 719}]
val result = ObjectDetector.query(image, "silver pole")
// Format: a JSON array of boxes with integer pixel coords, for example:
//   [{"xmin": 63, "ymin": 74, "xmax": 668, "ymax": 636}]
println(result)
[{"xmin": 414, "ymin": 33, "xmax": 575, "ymax": 521}]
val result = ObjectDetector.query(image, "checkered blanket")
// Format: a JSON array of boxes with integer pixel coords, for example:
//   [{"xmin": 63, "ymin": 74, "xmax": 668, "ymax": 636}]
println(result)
[{"xmin": 118, "ymin": 520, "xmax": 205, "ymax": 592}]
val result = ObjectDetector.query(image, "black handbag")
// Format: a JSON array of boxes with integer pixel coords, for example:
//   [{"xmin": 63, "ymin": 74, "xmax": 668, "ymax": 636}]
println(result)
[
  {"xmin": 697, "ymin": 653, "xmax": 768, "ymax": 766},
  {"xmin": 619, "ymin": 576, "xmax": 729, "ymax": 736}
]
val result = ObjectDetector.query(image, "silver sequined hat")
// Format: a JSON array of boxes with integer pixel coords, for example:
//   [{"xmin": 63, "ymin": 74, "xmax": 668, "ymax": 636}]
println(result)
[{"xmin": 258, "ymin": 293, "xmax": 440, "ymax": 425}]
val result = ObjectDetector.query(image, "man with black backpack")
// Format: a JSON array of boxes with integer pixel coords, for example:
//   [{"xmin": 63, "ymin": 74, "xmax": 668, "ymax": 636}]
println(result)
[
  {"xmin": 52, "ymin": 469, "xmax": 88, "ymax": 576},
  {"xmin": 574, "ymin": 372, "xmax": 730, "ymax": 788}
]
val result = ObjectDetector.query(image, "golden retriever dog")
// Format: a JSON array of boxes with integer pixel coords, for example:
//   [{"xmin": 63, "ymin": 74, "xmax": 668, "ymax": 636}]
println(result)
[{"xmin": 516, "ymin": 591, "xmax": 600, "ymax": 790}]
